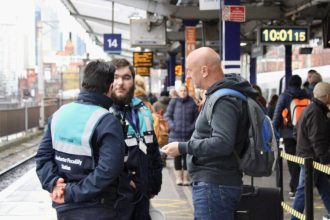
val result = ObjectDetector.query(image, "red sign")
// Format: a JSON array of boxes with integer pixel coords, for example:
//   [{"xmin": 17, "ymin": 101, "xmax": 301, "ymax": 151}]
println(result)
[
  {"xmin": 222, "ymin": 5, "xmax": 246, "ymax": 22},
  {"xmin": 185, "ymin": 26, "xmax": 196, "ymax": 57},
  {"xmin": 184, "ymin": 26, "xmax": 197, "ymax": 97}
]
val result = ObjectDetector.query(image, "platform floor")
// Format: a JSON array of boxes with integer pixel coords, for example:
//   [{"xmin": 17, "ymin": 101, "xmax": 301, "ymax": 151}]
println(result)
[
  {"xmin": 0, "ymin": 158, "xmax": 194, "ymax": 220},
  {"xmin": 0, "ymin": 157, "xmax": 328, "ymax": 220}
]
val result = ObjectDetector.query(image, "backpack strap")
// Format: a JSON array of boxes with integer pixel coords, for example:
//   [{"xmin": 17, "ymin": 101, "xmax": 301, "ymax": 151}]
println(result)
[
  {"xmin": 207, "ymin": 88, "xmax": 247, "ymax": 125},
  {"xmin": 207, "ymin": 88, "xmax": 248, "ymax": 169}
]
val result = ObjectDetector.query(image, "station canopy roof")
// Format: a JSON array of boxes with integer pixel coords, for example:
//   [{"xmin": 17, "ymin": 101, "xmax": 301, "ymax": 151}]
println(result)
[{"xmin": 61, "ymin": 0, "xmax": 330, "ymax": 65}]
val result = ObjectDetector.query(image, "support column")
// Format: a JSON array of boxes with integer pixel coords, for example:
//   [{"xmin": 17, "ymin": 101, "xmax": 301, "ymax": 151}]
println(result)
[
  {"xmin": 249, "ymin": 57, "xmax": 256, "ymax": 84},
  {"xmin": 222, "ymin": 0, "xmax": 241, "ymax": 75},
  {"xmin": 37, "ymin": 21, "xmax": 45, "ymax": 129},
  {"xmin": 166, "ymin": 60, "xmax": 170, "ymax": 88},
  {"xmin": 285, "ymin": 45, "xmax": 292, "ymax": 89},
  {"xmin": 168, "ymin": 52, "xmax": 177, "ymax": 87},
  {"xmin": 180, "ymin": 41, "xmax": 185, "ymax": 83}
]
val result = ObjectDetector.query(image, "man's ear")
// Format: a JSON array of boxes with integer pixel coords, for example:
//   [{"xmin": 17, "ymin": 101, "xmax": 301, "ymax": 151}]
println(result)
[
  {"xmin": 106, "ymin": 83, "xmax": 113, "ymax": 97},
  {"xmin": 201, "ymin": 65, "xmax": 208, "ymax": 78}
]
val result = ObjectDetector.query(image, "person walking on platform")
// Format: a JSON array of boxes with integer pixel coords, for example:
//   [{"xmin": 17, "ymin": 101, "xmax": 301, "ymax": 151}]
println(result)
[
  {"xmin": 109, "ymin": 58, "xmax": 163, "ymax": 220},
  {"xmin": 162, "ymin": 47, "xmax": 257, "ymax": 220},
  {"xmin": 303, "ymin": 69, "xmax": 323, "ymax": 98},
  {"xmin": 267, "ymin": 94, "xmax": 279, "ymax": 120},
  {"xmin": 273, "ymin": 75, "xmax": 309, "ymax": 199},
  {"xmin": 291, "ymin": 82, "xmax": 330, "ymax": 220},
  {"xmin": 153, "ymin": 90, "xmax": 171, "ymax": 167},
  {"xmin": 164, "ymin": 84, "xmax": 199, "ymax": 186},
  {"xmin": 35, "ymin": 60, "xmax": 133, "ymax": 220}
]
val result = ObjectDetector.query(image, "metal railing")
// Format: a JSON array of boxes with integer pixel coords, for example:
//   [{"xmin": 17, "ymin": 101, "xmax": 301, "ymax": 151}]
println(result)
[
  {"xmin": 0, "ymin": 99, "xmax": 73, "ymax": 138},
  {"xmin": 280, "ymin": 151, "xmax": 330, "ymax": 220}
]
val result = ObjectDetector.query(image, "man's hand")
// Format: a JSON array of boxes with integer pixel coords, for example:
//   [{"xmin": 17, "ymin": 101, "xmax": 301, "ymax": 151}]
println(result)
[
  {"xmin": 129, "ymin": 180, "xmax": 136, "ymax": 190},
  {"xmin": 50, "ymin": 178, "xmax": 66, "ymax": 204},
  {"xmin": 161, "ymin": 142, "xmax": 181, "ymax": 157}
]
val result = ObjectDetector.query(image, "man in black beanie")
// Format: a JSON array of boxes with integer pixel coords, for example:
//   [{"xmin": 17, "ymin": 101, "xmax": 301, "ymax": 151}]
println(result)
[{"xmin": 273, "ymin": 74, "xmax": 309, "ymax": 199}]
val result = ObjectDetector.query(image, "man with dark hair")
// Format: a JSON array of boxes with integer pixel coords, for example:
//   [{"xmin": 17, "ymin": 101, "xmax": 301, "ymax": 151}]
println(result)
[
  {"xmin": 273, "ymin": 74, "xmax": 309, "ymax": 199},
  {"xmin": 35, "ymin": 60, "xmax": 132, "ymax": 220},
  {"xmin": 109, "ymin": 58, "xmax": 162, "ymax": 219}
]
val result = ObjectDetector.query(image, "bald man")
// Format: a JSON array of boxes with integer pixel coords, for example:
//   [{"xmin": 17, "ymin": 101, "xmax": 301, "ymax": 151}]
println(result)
[{"xmin": 162, "ymin": 47, "xmax": 258, "ymax": 220}]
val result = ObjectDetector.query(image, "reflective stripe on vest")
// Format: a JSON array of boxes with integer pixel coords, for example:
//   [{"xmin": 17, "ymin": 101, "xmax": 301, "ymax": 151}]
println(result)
[{"xmin": 51, "ymin": 102, "xmax": 109, "ymax": 156}]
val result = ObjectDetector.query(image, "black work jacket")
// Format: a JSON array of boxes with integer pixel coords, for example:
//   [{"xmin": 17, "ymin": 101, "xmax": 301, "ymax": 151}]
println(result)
[{"xmin": 296, "ymin": 98, "xmax": 330, "ymax": 164}]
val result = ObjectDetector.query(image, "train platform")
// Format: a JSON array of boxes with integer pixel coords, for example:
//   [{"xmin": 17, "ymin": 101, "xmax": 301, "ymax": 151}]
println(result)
[
  {"xmin": 0, "ymin": 157, "xmax": 194, "ymax": 220},
  {"xmin": 0, "ymin": 132, "xmax": 328, "ymax": 220}
]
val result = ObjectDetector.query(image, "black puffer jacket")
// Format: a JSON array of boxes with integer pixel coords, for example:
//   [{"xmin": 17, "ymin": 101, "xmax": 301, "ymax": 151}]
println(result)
[
  {"xmin": 296, "ymin": 98, "xmax": 330, "ymax": 164},
  {"xmin": 164, "ymin": 96, "xmax": 199, "ymax": 142}
]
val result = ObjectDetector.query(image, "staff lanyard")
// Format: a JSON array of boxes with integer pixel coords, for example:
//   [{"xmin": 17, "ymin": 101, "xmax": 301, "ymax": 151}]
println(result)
[{"xmin": 127, "ymin": 107, "xmax": 139, "ymax": 133}]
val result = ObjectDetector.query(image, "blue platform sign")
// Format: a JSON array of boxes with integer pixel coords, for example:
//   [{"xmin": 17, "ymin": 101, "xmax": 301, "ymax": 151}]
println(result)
[{"xmin": 103, "ymin": 34, "xmax": 121, "ymax": 54}]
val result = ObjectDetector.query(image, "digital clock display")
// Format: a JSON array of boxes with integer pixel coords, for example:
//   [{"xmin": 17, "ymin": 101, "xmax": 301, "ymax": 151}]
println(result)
[{"xmin": 259, "ymin": 27, "xmax": 309, "ymax": 44}]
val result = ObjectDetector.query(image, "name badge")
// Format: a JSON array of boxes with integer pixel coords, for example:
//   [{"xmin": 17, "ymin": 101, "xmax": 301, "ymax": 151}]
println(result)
[
  {"xmin": 125, "ymin": 138, "xmax": 138, "ymax": 147},
  {"xmin": 144, "ymin": 135, "xmax": 153, "ymax": 144}
]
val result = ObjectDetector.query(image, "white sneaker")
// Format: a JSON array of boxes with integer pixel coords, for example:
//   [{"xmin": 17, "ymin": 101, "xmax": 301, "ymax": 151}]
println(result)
[{"xmin": 289, "ymin": 192, "xmax": 295, "ymax": 200}]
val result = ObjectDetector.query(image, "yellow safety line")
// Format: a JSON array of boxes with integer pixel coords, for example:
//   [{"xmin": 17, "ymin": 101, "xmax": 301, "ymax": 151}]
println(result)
[
  {"xmin": 281, "ymin": 202, "xmax": 305, "ymax": 220},
  {"xmin": 280, "ymin": 151, "xmax": 304, "ymax": 165},
  {"xmin": 313, "ymin": 161, "xmax": 330, "ymax": 175}
]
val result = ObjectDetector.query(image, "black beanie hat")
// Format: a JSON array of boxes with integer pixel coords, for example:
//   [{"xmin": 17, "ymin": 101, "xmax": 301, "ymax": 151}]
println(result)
[{"xmin": 288, "ymin": 75, "xmax": 302, "ymax": 87}]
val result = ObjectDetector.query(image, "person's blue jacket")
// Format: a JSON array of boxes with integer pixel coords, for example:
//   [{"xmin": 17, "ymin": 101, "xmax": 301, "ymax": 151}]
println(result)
[
  {"xmin": 35, "ymin": 90, "xmax": 132, "ymax": 213},
  {"xmin": 110, "ymin": 97, "xmax": 162, "ymax": 198},
  {"xmin": 272, "ymin": 86, "xmax": 309, "ymax": 139}
]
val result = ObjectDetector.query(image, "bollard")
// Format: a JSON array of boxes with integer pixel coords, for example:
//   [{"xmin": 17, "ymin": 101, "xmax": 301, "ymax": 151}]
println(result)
[
  {"xmin": 305, "ymin": 157, "xmax": 313, "ymax": 220},
  {"xmin": 277, "ymin": 149, "xmax": 283, "ymax": 198},
  {"xmin": 277, "ymin": 148, "xmax": 284, "ymax": 220}
]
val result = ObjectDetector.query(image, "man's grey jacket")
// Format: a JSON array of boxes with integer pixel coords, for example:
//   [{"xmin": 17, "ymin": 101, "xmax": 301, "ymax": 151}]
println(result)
[{"xmin": 178, "ymin": 75, "xmax": 258, "ymax": 186}]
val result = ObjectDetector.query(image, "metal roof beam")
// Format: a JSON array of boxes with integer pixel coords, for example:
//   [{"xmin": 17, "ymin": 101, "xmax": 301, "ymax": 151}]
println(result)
[
  {"xmin": 107, "ymin": 0, "xmax": 284, "ymax": 20},
  {"xmin": 107, "ymin": 0, "xmax": 218, "ymax": 19},
  {"xmin": 86, "ymin": 31, "xmax": 131, "ymax": 41},
  {"xmin": 70, "ymin": 13, "xmax": 129, "ymax": 30},
  {"xmin": 61, "ymin": 0, "xmax": 98, "ymax": 42}
]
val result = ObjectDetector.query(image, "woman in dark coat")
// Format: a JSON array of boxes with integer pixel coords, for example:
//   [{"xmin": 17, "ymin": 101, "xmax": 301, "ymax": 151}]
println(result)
[{"xmin": 164, "ymin": 85, "xmax": 199, "ymax": 185}]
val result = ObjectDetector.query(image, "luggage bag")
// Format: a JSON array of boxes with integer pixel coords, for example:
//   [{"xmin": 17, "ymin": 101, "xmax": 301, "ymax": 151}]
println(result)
[{"xmin": 235, "ymin": 185, "xmax": 282, "ymax": 220}]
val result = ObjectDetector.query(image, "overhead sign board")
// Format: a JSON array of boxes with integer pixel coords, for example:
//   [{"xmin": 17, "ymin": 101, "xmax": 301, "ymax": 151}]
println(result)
[
  {"xmin": 136, "ymin": 67, "xmax": 150, "ymax": 76},
  {"xmin": 323, "ymin": 17, "xmax": 330, "ymax": 48},
  {"xmin": 222, "ymin": 6, "xmax": 246, "ymax": 22},
  {"xmin": 133, "ymin": 52, "xmax": 153, "ymax": 67},
  {"xmin": 199, "ymin": 0, "xmax": 220, "ymax": 10},
  {"xmin": 258, "ymin": 26, "xmax": 309, "ymax": 44},
  {"xmin": 103, "ymin": 34, "xmax": 121, "ymax": 54},
  {"xmin": 130, "ymin": 19, "xmax": 166, "ymax": 48}
]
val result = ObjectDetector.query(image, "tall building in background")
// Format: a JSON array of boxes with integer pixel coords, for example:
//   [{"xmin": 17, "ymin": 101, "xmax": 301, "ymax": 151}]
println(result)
[{"xmin": 0, "ymin": 1, "xmax": 35, "ymax": 102}]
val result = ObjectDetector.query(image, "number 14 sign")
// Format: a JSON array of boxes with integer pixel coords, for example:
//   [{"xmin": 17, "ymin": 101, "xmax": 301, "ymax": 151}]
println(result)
[{"xmin": 103, "ymin": 34, "xmax": 121, "ymax": 54}]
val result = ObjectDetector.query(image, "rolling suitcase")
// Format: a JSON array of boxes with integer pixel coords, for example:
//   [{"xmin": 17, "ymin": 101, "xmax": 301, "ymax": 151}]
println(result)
[{"xmin": 235, "ymin": 184, "xmax": 282, "ymax": 220}]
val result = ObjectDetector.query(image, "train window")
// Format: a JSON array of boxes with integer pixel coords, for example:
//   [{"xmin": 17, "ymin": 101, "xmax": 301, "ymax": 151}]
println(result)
[
  {"xmin": 271, "ymin": 88, "xmax": 277, "ymax": 97},
  {"xmin": 263, "ymin": 89, "xmax": 269, "ymax": 102}
]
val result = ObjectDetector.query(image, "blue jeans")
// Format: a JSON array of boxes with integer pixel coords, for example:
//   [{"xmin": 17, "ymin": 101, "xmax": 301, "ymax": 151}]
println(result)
[
  {"xmin": 192, "ymin": 182, "xmax": 242, "ymax": 220},
  {"xmin": 291, "ymin": 166, "xmax": 330, "ymax": 220}
]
